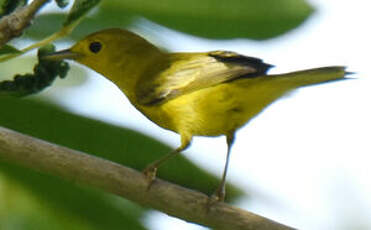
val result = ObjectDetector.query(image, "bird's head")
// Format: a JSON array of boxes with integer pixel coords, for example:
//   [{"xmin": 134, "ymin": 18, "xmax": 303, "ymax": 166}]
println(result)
[{"xmin": 45, "ymin": 28, "xmax": 165, "ymax": 81}]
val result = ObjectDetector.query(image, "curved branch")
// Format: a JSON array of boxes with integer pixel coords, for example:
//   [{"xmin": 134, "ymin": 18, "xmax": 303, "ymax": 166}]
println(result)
[
  {"xmin": 0, "ymin": 126, "xmax": 295, "ymax": 230},
  {"xmin": 0, "ymin": 0, "xmax": 50, "ymax": 47}
]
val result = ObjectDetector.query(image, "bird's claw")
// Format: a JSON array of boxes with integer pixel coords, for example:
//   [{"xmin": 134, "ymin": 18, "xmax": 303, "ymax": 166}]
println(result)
[
  {"xmin": 142, "ymin": 165, "xmax": 158, "ymax": 190},
  {"xmin": 206, "ymin": 188, "xmax": 225, "ymax": 211}
]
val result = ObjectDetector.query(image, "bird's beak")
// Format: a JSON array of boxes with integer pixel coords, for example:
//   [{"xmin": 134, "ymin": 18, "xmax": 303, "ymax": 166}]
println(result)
[{"xmin": 43, "ymin": 49, "xmax": 82, "ymax": 61}]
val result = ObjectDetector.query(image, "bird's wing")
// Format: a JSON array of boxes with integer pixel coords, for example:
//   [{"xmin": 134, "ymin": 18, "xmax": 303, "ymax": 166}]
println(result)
[{"xmin": 135, "ymin": 50, "xmax": 273, "ymax": 105}]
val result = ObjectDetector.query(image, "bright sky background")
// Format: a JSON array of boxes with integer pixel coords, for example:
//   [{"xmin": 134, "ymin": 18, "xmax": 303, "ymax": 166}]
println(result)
[{"xmin": 42, "ymin": 0, "xmax": 371, "ymax": 229}]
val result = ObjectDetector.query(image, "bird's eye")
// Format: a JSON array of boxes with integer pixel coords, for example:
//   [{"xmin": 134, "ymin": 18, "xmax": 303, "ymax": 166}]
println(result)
[{"xmin": 89, "ymin": 41, "xmax": 102, "ymax": 53}]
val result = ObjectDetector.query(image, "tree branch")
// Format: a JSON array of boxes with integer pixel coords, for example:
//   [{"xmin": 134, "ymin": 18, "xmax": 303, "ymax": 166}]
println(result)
[
  {"xmin": 0, "ymin": 0, "xmax": 50, "ymax": 47},
  {"xmin": 0, "ymin": 126, "xmax": 296, "ymax": 230}
]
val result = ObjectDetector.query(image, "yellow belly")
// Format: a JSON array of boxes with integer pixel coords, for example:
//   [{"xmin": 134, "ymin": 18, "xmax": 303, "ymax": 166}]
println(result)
[{"xmin": 138, "ymin": 77, "xmax": 293, "ymax": 138}]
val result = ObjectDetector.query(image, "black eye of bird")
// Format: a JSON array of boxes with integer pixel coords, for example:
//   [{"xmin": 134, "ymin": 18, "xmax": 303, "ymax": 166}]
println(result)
[{"xmin": 89, "ymin": 41, "xmax": 102, "ymax": 53}]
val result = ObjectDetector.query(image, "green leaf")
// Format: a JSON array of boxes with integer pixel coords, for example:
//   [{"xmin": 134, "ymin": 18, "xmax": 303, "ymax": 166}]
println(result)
[
  {"xmin": 101, "ymin": 0, "xmax": 314, "ymax": 40},
  {"xmin": 0, "ymin": 45, "xmax": 21, "ymax": 55},
  {"xmin": 0, "ymin": 97, "xmax": 244, "ymax": 202},
  {"xmin": 25, "ymin": 13, "xmax": 64, "ymax": 39},
  {"xmin": 64, "ymin": 0, "xmax": 101, "ymax": 27},
  {"xmin": 0, "ymin": 44, "xmax": 69, "ymax": 97},
  {"xmin": 0, "ymin": 164, "xmax": 146, "ymax": 230},
  {"xmin": 26, "ymin": 0, "xmax": 314, "ymax": 40},
  {"xmin": 55, "ymin": 0, "xmax": 69, "ymax": 8},
  {"xmin": 26, "ymin": 12, "xmax": 135, "ymax": 40},
  {"xmin": 0, "ymin": 0, "xmax": 27, "ymax": 17},
  {"xmin": 0, "ymin": 163, "xmax": 147, "ymax": 230}
]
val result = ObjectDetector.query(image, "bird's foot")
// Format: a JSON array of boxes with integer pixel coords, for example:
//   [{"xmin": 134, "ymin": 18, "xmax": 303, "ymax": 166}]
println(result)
[
  {"xmin": 206, "ymin": 187, "xmax": 225, "ymax": 211},
  {"xmin": 142, "ymin": 164, "xmax": 158, "ymax": 190}
]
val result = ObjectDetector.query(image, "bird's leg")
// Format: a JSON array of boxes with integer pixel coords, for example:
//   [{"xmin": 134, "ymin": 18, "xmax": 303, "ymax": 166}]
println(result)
[
  {"xmin": 143, "ymin": 148, "xmax": 179, "ymax": 184},
  {"xmin": 209, "ymin": 132, "xmax": 235, "ymax": 203},
  {"xmin": 143, "ymin": 136, "xmax": 191, "ymax": 188}
]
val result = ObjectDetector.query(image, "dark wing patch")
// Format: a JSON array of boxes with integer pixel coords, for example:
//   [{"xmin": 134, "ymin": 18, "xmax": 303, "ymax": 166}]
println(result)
[
  {"xmin": 209, "ymin": 51, "xmax": 274, "ymax": 78},
  {"xmin": 136, "ymin": 51, "xmax": 275, "ymax": 106}
]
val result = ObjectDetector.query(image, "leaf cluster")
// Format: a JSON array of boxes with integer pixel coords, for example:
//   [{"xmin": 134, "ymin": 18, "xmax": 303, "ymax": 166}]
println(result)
[{"xmin": 0, "ymin": 45, "xmax": 69, "ymax": 96}]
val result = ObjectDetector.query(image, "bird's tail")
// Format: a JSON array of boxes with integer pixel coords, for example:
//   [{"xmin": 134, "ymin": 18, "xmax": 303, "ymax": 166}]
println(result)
[{"xmin": 271, "ymin": 66, "xmax": 351, "ymax": 87}]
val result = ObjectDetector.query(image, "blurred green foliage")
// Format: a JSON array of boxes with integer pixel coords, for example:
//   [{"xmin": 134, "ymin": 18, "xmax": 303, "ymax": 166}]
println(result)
[
  {"xmin": 0, "ymin": 45, "xmax": 21, "ymax": 55},
  {"xmin": 0, "ymin": 163, "xmax": 146, "ymax": 230},
  {"xmin": 26, "ymin": 0, "xmax": 314, "ymax": 40},
  {"xmin": 0, "ymin": 0, "xmax": 27, "ymax": 17},
  {"xmin": 0, "ymin": 0, "xmax": 314, "ymax": 229},
  {"xmin": 63, "ymin": 0, "xmax": 101, "ymax": 27},
  {"xmin": 54, "ymin": 0, "xmax": 69, "ymax": 8}
]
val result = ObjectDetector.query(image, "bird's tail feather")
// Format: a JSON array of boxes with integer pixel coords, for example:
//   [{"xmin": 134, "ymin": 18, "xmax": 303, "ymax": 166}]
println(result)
[{"xmin": 271, "ymin": 66, "xmax": 350, "ymax": 87}]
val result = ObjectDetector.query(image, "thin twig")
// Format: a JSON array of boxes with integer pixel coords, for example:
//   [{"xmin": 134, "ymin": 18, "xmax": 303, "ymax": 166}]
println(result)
[
  {"xmin": 0, "ymin": 0, "xmax": 50, "ymax": 47},
  {"xmin": 0, "ymin": 126, "xmax": 296, "ymax": 230},
  {"xmin": 0, "ymin": 24, "xmax": 75, "ymax": 62}
]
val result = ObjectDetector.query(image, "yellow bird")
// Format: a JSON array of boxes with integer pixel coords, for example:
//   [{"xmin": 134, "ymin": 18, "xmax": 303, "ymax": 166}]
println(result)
[{"xmin": 46, "ymin": 28, "xmax": 349, "ymax": 202}]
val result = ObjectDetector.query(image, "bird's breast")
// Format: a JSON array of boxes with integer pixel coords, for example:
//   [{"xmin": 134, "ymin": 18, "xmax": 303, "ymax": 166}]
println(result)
[{"xmin": 138, "ymin": 83, "xmax": 257, "ymax": 137}]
